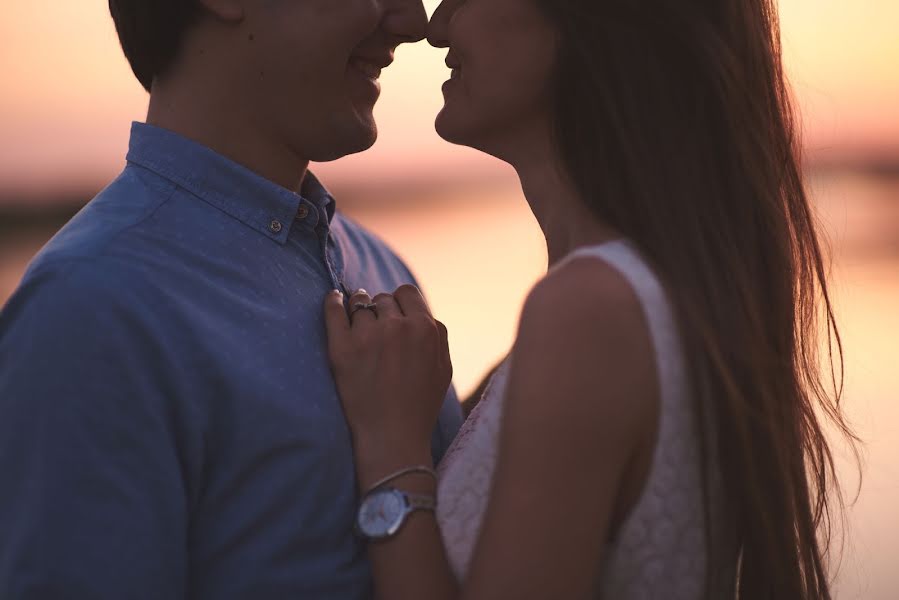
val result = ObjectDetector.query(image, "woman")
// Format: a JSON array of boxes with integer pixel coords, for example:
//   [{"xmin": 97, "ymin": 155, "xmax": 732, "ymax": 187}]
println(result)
[{"xmin": 323, "ymin": 0, "xmax": 856, "ymax": 597}]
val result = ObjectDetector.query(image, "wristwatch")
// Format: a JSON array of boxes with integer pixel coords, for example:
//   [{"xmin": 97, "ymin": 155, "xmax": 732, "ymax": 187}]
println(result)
[{"xmin": 355, "ymin": 486, "xmax": 436, "ymax": 541}]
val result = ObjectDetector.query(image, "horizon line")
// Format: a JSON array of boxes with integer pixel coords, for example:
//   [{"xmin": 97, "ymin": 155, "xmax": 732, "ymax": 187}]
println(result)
[{"xmin": 0, "ymin": 153, "xmax": 897, "ymax": 216}]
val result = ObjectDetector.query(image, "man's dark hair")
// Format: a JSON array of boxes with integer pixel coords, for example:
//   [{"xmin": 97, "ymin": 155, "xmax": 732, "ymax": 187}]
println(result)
[{"xmin": 108, "ymin": 1, "xmax": 200, "ymax": 92}]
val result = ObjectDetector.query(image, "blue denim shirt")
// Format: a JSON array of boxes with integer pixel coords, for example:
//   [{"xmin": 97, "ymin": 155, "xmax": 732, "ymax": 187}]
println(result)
[{"xmin": 0, "ymin": 123, "xmax": 463, "ymax": 599}]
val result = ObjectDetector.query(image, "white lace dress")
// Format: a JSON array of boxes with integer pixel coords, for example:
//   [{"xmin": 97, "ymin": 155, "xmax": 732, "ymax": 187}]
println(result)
[{"xmin": 435, "ymin": 240, "xmax": 736, "ymax": 598}]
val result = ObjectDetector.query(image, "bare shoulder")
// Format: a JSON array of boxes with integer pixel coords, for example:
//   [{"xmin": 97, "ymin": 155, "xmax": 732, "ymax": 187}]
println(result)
[
  {"xmin": 472, "ymin": 254, "xmax": 664, "ymax": 599},
  {"xmin": 523, "ymin": 253, "xmax": 645, "ymax": 325},
  {"xmin": 508, "ymin": 253, "xmax": 659, "ymax": 442}
]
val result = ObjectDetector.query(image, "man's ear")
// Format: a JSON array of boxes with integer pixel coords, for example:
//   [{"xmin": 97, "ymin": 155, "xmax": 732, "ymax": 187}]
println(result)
[{"xmin": 197, "ymin": 0, "xmax": 246, "ymax": 22}]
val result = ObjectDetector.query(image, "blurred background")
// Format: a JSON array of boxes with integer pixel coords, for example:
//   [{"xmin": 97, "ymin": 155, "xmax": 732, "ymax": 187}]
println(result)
[{"xmin": 1, "ymin": 1, "xmax": 897, "ymax": 597}]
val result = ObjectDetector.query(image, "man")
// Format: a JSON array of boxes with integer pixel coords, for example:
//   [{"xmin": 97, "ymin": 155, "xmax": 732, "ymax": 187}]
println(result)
[{"xmin": 0, "ymin": 0, "xmax": 463, "ymax": 597}]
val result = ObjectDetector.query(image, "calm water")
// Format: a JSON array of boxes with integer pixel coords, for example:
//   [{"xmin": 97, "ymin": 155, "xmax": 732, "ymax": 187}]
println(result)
[{"xmin": 1, "ymin": 172, "xmax": 897, "ymax": 598}]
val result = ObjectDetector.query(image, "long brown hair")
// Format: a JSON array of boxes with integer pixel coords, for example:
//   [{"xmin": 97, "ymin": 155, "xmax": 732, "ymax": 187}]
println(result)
[{"xmin": 537, "ymin": 0, "xmax": 857, "ymax": 596}]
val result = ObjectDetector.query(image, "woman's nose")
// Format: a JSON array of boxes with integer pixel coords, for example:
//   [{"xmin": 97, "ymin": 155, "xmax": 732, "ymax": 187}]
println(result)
[{"xmin": 427, "ymin": 0, "xmax": 454, "ymax": 48}]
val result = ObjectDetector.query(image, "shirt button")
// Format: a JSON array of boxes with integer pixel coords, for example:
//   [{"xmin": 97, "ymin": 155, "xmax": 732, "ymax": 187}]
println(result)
[
  {"xmin": 270, "ymin": 219, "xmax": 283, "ymax": 234},
  {"xmin": 296, "ymin": 205, "xmax": 310, "ymax": 220}
]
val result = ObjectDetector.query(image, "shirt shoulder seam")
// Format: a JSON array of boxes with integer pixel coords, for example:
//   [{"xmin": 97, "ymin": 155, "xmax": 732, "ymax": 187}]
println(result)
[{"xmin": 29, "ymin": 180, "xmax": 178, "ymax": 277}]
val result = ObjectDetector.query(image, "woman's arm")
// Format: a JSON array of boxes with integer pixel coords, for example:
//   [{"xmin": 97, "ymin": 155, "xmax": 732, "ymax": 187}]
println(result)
[
  {"xmin": 460, "ymin": 258, "xmax": 658, "ymax": 598},
  {"xmin": 324, "ymin": 257, "xmax": 658, "ymax": 600}
]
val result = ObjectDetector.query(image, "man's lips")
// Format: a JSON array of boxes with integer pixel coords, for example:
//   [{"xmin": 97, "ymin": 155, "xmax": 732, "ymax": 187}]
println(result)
[{"xmin": 349, "ymin": 56, "xmax": 391, "ymax": 80}]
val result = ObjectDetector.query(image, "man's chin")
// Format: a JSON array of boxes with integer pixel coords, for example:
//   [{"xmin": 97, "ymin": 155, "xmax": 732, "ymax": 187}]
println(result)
[
  {"xmin": 315, "ymin": 128, "xmax": 377, "ymax": 162},
  {"xmin": 308, "ymin": 109, "xmax": 377, "ymax": 162}
]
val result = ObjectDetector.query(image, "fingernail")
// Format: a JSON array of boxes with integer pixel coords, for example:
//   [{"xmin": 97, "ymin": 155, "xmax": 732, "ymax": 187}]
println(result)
[
  {"xmin": 331, "ymin": 289, "xmax": 343, "ymax": 298},
  {"xmin": 355, "ymin": 288, "xmax": 368, "ymax": 296}
]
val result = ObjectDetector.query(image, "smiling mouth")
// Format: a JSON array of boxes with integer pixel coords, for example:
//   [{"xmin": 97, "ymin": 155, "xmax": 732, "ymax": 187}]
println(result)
[{"xmin": 349, "ymin": 57, "xmax": 383, "ymax": 81}]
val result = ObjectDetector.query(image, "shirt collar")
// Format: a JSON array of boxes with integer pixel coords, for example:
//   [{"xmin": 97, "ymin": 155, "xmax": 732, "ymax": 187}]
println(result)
[
  {"xmin": 299, "ymin": 170, "xmax": 337, "ymax": 225},
  {"xmin": 125, "ymin": 122, "xmax": 337, "ymax": 244}
]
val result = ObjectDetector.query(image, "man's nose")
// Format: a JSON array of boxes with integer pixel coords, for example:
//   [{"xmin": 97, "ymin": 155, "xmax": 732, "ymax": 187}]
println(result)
[
  {"xmin": 382, "ymin": 0, "xmax": 428, "ymax": 44},
  {"xmin": 426, "ymin": 0, "xmax": 453, "ymax": 48}
]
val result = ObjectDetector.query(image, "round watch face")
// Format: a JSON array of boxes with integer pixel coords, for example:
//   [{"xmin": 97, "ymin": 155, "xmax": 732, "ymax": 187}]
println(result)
[{"xmin": 357, "ymin": 488, "xmax": 407, "ymax": 540}]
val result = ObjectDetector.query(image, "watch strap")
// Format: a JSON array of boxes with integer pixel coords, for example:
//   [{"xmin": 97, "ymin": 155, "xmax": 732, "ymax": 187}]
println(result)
[
  {"xmin": 404, "ymin": 491, "xmax": 436, "ymax": 513},
  {"xmin": 365, "ymin": 465, "xmax": 437, "ymax": 496}
]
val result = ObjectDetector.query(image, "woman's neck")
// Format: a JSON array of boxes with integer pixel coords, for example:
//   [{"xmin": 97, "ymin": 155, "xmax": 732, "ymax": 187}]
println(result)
[{"xmin": 514, "ymin": 156, "xmax": 620, "ymax": 267}]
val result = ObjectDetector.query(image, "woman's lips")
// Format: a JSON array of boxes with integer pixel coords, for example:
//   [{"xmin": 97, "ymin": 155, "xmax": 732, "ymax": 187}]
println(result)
[
  {"xmin": 445, "ymin": 50, "xmax": 462, "ymax": 85},
  {"xmin": 442, "ymin": 69, "xmax": 460, "ymax": 95},
  {"xmin": 445, "ymin": 50, "xmax": 462, "ymax": 71}
]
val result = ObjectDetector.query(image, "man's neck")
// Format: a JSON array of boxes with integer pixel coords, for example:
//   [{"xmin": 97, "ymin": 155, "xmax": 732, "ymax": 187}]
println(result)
[{"xmin": 146, "ymin": 84, "xmax": 309, "ymax": 193}]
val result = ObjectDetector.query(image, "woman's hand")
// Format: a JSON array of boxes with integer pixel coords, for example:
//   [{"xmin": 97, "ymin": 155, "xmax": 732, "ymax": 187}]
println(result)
[{"xmin": 323, "ymin": 286, "xmax": 453, "ymax": 485}]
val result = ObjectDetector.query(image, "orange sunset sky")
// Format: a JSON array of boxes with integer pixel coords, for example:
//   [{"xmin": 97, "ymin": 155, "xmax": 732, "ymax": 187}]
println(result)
[{"xmin": 1, "ymin": 0, "xmax": 898, "ymax": 199}]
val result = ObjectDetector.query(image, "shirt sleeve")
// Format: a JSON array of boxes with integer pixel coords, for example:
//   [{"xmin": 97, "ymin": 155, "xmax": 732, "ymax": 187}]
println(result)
[
  {"xmin": 0, "ymin": 261, "xmax": 191, "ymax": 599},
  {"xmin": 433, "ymin": 383, "xmax": 463, "ymax": 465}
]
